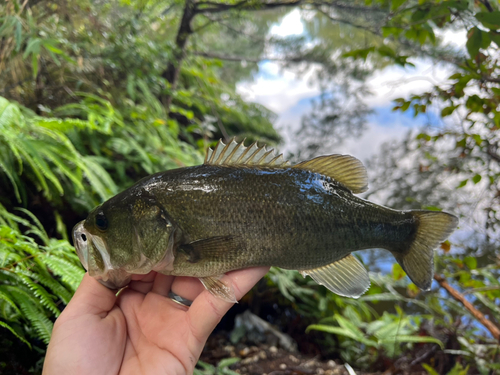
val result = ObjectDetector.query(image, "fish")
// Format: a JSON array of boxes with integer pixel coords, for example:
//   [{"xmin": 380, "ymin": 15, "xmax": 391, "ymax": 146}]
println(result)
[{"xmin": 73, "ymin": 138, "xmax": 459, "ymax": 302}]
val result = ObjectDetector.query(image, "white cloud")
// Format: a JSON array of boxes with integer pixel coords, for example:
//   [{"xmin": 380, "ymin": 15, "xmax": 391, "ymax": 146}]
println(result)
[
  {"xmin": 364, "ymin": 58, "xmax": 454, "ymax": 107},
  {"xmin": 436, "ymin": 28, "xmax": 467, "ymax": 48},
  {"xmin": 338, "ymin": 122, "xmax": 409, "ymax": 162},
  {"xmin": 275, "ymin": 99, "xmax": 410, "ymax": 163},
  {"xmin": 236, "ymin": 62, "xmax": 321, "ymax": 113},
  {"xmin": 270, "ymin": 9, "xmax": 304, "ymax": 36}
]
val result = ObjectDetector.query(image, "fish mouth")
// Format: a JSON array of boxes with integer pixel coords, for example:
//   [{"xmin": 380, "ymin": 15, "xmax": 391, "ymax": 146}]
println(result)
[{"xmin": 72, "ymin": 221, "xmax": 131, "ymax": 290}]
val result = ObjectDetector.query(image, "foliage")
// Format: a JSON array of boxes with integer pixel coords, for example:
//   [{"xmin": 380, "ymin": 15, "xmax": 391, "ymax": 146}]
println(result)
[
  {"xmin": 0, "ymin": 205, "xmax": 84, "ymax": 348},
  {"xmin": 0, "ymin": 95, "xmax": 117, "ymax": 209},
  {"xmin": 194, "ymin": 358, "xmax": 240, "ymax": 375},
  {"xmin": 268, "ymin": 256, "xmax": 500, "ymax": 373}
]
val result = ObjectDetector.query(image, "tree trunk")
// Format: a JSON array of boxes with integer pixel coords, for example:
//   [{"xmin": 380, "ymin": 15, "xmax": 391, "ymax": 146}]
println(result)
[{"xmin": 161, "ymin": 0, "xmax": 196, "ymax": 113}]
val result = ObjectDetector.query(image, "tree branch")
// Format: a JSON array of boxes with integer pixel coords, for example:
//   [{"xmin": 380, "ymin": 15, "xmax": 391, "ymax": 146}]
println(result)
[
  {"xmin": 195, "ymin": 0, "xmax": 302, "ymax": 14},
  {"xmin": 193, "ymin": 51, "xmax": 309, "ymax": 63},
  {"xmin": 315, "ymin": 8, "xmax": 381, "ymax": 36},
  {"xmin": 194, "ymin": 51, "xmax": 275, "ymax": 62},
  {"xmin": 479, "ymin": 0, "xmax": 494, "ymax": 12},
  {"xmin": 434, "ymin": 273, "xmax": 500, "ymax": 341}
]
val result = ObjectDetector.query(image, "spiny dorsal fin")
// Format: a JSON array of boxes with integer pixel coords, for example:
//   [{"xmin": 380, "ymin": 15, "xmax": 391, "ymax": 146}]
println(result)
[
  {"xmin": 300, "ymin": 254, "xmax": 370, "ymax": 298},
  {"xmin": 205, "ymin": 138, "xmax": 289, "ymax": 167},
  {"xmin": 293, "ymin": 155, "xmax": 368, "ymax": 194}
]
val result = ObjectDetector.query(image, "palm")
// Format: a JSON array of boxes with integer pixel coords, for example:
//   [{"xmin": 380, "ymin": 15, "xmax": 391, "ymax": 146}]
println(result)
[{"xmin": 44, "ymin": 269, "xmax": 269, "ymax": 375}]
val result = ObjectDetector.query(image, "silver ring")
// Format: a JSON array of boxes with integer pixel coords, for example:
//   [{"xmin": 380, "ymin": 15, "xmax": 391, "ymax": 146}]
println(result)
[{"xmin": 168, "ymin": 291, "xmax": 193, "ymax": 307}]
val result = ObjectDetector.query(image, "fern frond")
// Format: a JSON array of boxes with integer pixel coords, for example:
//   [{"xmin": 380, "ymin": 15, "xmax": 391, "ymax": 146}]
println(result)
[
  {"xmin": 15, "ymin": 208, "xmax": 49, "ymax": 244},
  {"xmin": 8, "ymin": 136, "xmax": 52, "ymax": 195},
  {"xmin": 36, "ymin": 144, "xmax": 84, "ymax": 193},
  {"xmin": 21, "ymin": 138, "xmax": 65, "ymax": 195},
  {"xmin": 40, "ymin": 255, "xmax": 85, "ymax": 291},
  {"xmin": 0, "ymin": 155, "xmax": 21, "ymax": 202},
  {"xmin": 35, "ymin": 117, "xmax": 91, "ymax": 132},
  {"xmin": 0, "ymin": 320, "xmax": 31, "ymax": 348},
  {"xmin": 17, "ymin": 273, "xmax": 60, "ymax": 317},
  {"xmin": 10, "ymin": 288, "xmax": 53, "ymax": 344},
  {"xmin": 81, "ymin": 156, "xmax": 117, "ymax": 200},
  {"xmin": 0, "ymin": 287, "xmax": 22, "ymax": 316},
  {"xmin": 22, "ymin": 260, "xmax": 73, "ymax": 304}
]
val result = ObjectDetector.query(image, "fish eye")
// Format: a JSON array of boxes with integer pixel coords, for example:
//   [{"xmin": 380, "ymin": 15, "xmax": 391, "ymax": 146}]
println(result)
[{"xmin": 95, "ymin": 212, "xmax": 108, "ymax": 231}]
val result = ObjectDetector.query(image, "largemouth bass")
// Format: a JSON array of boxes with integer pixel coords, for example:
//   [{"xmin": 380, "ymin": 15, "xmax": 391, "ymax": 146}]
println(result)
[{"xmin": 73, "ymin": 139, "xmax": 458, "ymax": 301}]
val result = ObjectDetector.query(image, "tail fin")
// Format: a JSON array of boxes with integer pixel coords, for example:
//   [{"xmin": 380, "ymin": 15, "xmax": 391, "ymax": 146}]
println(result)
[{"xmin": 393, "ymin": 211, "xmax": 458, "ymax": 290}]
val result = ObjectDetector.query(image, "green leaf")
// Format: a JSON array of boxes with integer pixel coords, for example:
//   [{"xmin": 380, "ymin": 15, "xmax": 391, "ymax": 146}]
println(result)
[
  {"xmin": 441, "ymin": 105, "xmax": 458, "ymax": 117},
  {"xmin": 490, "ymin": 31, "xmax": 500, "ymax": 47},
  {"xmin": 457, "ymin": 179, "xmax": 468, "ymax": 188},
  {"xmin": 392, "ymin": 263, "xmax": 406, "ymax": 281},
  {"xmin": 23, "ymin": 38, "xmax": 41, "ymax": 58},
  {"xmin": 342, "ymin": 47, "xmax": 375, "ymax": 60},
  {"xmin": 416, "ymin": 132, "xmax": 431, "ymax": 141},
  {"xmin": 377, "ymin": 45, "xmax": 397, "ymax": 59},
  {"xmin": 391, "ymin": 0, "xmax": 406, "ymax": 12},
  {"xmin": 422, "ymin": 363, "xmax": 439, "ymax": 375},
  {"xmin": 217, "ymin": 357, "xmax": 240, "ymax": 368},
  {"xmin": 476, "ymin": 11, "xmax": 500, "ymax": 30},
  {"xmin": 472, "ymin": 174, "xmax": 482, "ymax": 184},
  {"xmin": 307, "ymin": 324, "xmax": 378, "ymax": 347},
  {"xmin": 464, "ymin": 256, "xmax": 477, "ymax": 270},
  {"xmin": 466, "ymin": 27, "xmax": 482, "ymax": 58},
  {"xmin": 0, "ymin": 321, "xmax": 31, "ymax": 348},
  {"xmin": 380, "ymin": 335, "xmax": 444, "ymax": 349},
  {"xmin": 382, "ymin": 27, "xmax": 404, "ymax": 38},
  {"xmin": 14, "ymin": 19, "xmax": 22, "ymax": 52},
  {"xmin": 411, "ymin": 8, "xmax": 429, "ymax": 23}
]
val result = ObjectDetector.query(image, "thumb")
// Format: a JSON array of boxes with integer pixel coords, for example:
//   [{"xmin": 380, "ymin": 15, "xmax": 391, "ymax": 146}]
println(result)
[{"xmin": 62, "ymin": 273, "xmax": 117, "ymax": 319}]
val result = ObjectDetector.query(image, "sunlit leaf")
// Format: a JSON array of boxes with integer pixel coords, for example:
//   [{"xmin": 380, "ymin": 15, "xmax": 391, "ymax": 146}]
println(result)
[{"xmin": 392, "ymin": 263, "xmax": 406, "ymax": 281}]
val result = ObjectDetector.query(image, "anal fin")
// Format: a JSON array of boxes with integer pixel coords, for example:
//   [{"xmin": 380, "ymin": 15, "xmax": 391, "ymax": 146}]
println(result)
[
  {"xmin": 199, "ymin": 276, "xmax": 237, "ymax": 303},
  {"xmin": 300, "ymin": 254, "xmax": 370, "ymax": 298}
]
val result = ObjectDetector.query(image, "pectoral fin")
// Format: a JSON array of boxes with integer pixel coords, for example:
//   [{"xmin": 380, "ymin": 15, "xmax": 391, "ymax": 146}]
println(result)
[
  {"xmin": 199, "ymin": 276, "xmax": 237, "ymax": 303},
  {"xmin": 300, "ymin": 254, "xmax": 370, "ymax": 298},
  {"xmin": 178, "ymin": 236, "xmax": 241, "ymax": 263}
]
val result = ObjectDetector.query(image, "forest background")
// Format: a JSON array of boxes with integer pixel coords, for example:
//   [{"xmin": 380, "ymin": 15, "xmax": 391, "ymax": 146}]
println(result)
[{"xmin": 0, "ymin": 0, "xmax": 499, "ymax": 373}]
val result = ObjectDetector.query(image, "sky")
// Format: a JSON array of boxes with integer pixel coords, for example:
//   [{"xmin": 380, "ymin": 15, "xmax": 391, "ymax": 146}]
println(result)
[{"xmin": 236, "ymin": 9, "xmax": 466, "ymax": 163}]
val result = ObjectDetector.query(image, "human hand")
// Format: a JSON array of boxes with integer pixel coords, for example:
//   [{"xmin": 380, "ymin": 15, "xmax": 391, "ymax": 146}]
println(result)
[{"xmin": 43, "ymin": 267, "xmax": 269, "ymax": 375}]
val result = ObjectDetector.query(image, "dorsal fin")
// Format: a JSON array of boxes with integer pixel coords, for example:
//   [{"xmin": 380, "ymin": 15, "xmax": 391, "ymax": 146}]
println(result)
[
  {"xmin": 293, "ymin": 155, "xmax": 368, "ymax": 194},
  {"xmin": 205, "ymin": 138, "xmax": 289, "ymax": 167}
]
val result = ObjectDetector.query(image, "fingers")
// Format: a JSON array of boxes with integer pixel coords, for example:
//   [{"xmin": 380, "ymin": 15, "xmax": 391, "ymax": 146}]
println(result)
[
  {"xmin": 63, "ymin": 274, "xmax": 118, "ymax": 319},
  {"xmin": 187, "ymin": 267, "xmax": 269, "ymax": 350},
  {"xmin": 171, "ymin": 276, "xmax": 205, "ymax": 302},
  {"xmin": 151, "ymin": 273, "xmax": 175, "ymax": 297},
  {"xmin": 128, "ymin": 271, "xmax": 157, "ymax": 294}
]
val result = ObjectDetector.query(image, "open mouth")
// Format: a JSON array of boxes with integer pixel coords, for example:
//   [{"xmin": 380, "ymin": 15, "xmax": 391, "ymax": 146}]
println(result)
[
  {"xmin": 72, "ymin": 221, "xmax": 130, "ymax": 289},
  {"xmin": 73, "ymin": 221, "xmax": 91, "ymax": 271}
]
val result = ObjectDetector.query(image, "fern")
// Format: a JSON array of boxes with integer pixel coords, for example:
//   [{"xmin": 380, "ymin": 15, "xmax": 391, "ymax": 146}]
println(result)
[
  {"xmin": 0, "ymin": 207, "xmax": 84, "ymax": 346},
  {"xmin": 0, "ymin": 96, "xmax": 117, "ymax": 205},
  {"xmin": 10, "ymin": 288, "xmax": 54, "ymax": 345},
  {"xmin": 0, "ymin": 321, "xmax": 31, "ymax": 348}
]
